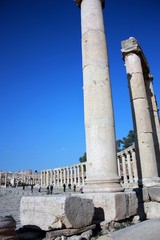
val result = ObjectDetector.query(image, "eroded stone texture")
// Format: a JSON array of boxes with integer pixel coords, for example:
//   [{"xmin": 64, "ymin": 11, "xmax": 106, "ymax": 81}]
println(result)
[
  {"xmin": 20, "ymin": 196, "xmax": 94, "ymax": 231},
  {"xmin": 76, "ymin": 192, "xmax": 137, "ymax": 222},
  {"xmin": 78, "ymin": 0, "xmax": 122, "ymax": 192}
]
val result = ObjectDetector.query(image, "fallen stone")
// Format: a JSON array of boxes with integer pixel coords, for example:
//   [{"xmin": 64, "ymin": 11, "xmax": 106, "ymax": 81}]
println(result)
[
  {"xmin": 81, "ymin": 229, "xmax": 93, "ymax": 239},
  {"xmin": 45, "ymin": 224, "xmax": 96, "ymax": 238},
  {"xmin": 148, "ymin": 187, "xmax": 160, "ymax": 202},
  {"xmin": 97, "ymin": 219, "xmax": 160, "ymax": 240},
  {"xmin": 0, "ymin": 215, "xmax": 16, "ymax": 236},
  {"xmin": 20, "ymin": 195, "xmax": 94, "ymax": 231}
]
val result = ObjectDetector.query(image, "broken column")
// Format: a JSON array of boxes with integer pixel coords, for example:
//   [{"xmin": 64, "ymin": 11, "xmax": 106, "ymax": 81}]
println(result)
[
  {"xmin": 75, "ymin": 0, "xmax": 122, "ymax": 192},
  {"xmin": 121, "ymin": 37, "xmax": 160, "ymax": 187}
]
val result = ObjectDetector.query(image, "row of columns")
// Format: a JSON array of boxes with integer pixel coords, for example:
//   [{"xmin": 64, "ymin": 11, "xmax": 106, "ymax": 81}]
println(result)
[
  {"xmin": 117, "ymin": 145, "xmax": 138, "ymax": 188},
  {"xmin": 75, "ymin": 0, "xmax": 160, "ymax": 191},
  {"xmin": 0, "ymin": 172, "xmax": 40, "ymax": 187},
  {"xmin": 41, "ymin": 144, "xmax": 140, "ymax": 189},
  {"xmin": 41, "ymin": 163, "xmax": 86, "ymax": 187},
  {"xmin": 121, "ymin": 37, "xmax": 160, "ymax": 187}
]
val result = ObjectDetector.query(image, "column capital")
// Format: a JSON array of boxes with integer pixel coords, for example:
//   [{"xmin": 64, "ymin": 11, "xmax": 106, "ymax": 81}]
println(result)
[
  {"xmin": 75, "ymin": 0, "xmax": 105, "ymax": 9},
  {"xmin": 121, "ymin": 37, "xmax": 150, "ymax": 78}
]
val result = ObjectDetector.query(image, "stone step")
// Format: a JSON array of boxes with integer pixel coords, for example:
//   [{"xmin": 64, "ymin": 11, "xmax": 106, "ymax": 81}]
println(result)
[{"xmin": 97, "ymin": 219, "xmax": 160, "ymax": 240}]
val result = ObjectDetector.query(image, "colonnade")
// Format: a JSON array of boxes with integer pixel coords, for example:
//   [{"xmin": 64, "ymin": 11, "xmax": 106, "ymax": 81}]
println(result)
[
  {"xmin": 41, "ymin": 146, "xmax": 139, "ymax": 189},
  {"xmin": 121, "ymin": 37, "xmax": 160, "ymax": 187},
  {"xmin": 41, "ymin": 163, "xmax": 86, "ymax": 188}
]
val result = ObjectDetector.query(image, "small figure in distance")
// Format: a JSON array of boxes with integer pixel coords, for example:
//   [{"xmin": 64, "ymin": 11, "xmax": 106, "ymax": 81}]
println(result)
[
  {"xmin": 47, "ymin": 185, "xmax": 50, "ymax": 194},
  {"xmin": 37, "ymin": 183, "xmax": 41, "ymax": 192},
  {"xmin": 80, "ymin": 187, "xmax": 83, "ymax": 194},
  {"xmin": 73, "ymin": 184, "xmax": 76, "ymax": 192},
  {"xmin": 50, "ymin": 184, "xmax": 53, "ymax": 194},
  {"xmin": 63, "ymin": 183, "xmax": 66, "ymax": 192},
  {"xmin": 31, "ymin": 184, "xmax": 34, "ymax": 193}
]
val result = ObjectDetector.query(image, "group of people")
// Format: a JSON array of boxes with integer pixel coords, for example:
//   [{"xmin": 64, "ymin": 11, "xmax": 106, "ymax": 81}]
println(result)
[
  {"xmin": 47, "ymin": 184, "xmax": 54, "ymax": 194},
  {"xmin": 62, "ymin": 183, "xmax": 79, "ymax": 193}
]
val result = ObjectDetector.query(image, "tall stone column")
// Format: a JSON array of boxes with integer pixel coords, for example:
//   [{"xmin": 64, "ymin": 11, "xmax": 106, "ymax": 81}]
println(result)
[
  {"xmin": 121, "ymin": 37, "xmax": 160, "ymax": 187},
  {"xmin": 145, "ymin": 75, "xmax": 160, "ymax": 173},
  {"xmin": 75, "ymin": 0, "xmax": 122, "ymax": 192}
]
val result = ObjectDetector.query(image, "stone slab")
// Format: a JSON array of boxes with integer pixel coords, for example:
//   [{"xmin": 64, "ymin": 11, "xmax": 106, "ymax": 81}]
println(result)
[
  {"xmin": 72, "ymin": 192, "xmax": 137, "ymax": 222},
  {"xmin": 97, "ymin": 219, "xmax": 160, "ymax": 240},
  {"xmin": 20, "ymin": 195, "xmax": 94, "ymax": 231},
  {"xmin": 45, "ymin": 224, "xmax": 96, "ymax": 238}
]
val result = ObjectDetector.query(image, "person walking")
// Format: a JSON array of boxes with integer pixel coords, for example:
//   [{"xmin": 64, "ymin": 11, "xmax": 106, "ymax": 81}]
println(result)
[
  {"xmin": 50, "ymin": 184, "xmax": 53, "ymax": 194},
  {"xmin": 63, "ymin": 183, "xmax": 66, "ymax": 192}
]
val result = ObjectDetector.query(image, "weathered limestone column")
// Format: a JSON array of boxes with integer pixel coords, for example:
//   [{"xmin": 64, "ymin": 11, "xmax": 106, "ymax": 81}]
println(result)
[
  {"xmin": 5, "ymin": 173, "xmax": 7, "ymax": 188},
  {"xmin": 53, "ymin": 170, "xmax": 56, "ymax": 185},
  {"xmin": 131, "ymin": 149, "xmax": 138, "ymax": 183},
  {"xmin": 41, "ymin": 171, "xmax": 44, "ymax": 186},
  {"xmin": 117, "ymin": 156, "xmax": 121, "ymax": 177},
  {"xmin": 70, "ymin": 167, "xmax": 73, "ymax": 185},
  {"xmin": 46, "ymin": 171, "xmax": 49, "ymax": 186},
  {"xmin": 77, "ymin": 165, "xmax": 80, "ymax": 186},
  {"xmin": 76, "ymin": 0, "xmax": 122, "ymax": 192},
  {"xmin": 50, "ymin": 170, "xmax": 53, "ymax": 184},
  {"xmin": 121, "ymin": 37, "xmax": 160, "ymax": 187},
  {"xmin": 145, "ymin": 75, "xmax": 160, "ymax": 173},
  {"xmin": 63, "ymin": 168, "xmax": 66, "ymax": 184},
  {"xmin": 81, "ymin": 164, "xmax": 85, "ymax": 185},
  {"xmin": 127, "ymin": 153, "xmax": 133, "ymax": 183},
  {"xmin": 57, "ymin": 170, "xmax": 60, "ymax": 187},
  {"xmin": 122, "ymin": 155, "xmax": 128, "ymax": 185}
]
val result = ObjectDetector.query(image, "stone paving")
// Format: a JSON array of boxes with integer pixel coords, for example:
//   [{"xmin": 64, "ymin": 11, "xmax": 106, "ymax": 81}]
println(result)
[{"xmin": 0, "ymin": 186, "xmax": 72, "ymax": 229}]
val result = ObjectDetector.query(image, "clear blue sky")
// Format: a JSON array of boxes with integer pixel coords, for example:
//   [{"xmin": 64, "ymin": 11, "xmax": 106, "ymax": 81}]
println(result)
[{"xmin": 0, "ymin": 0, "xmax": 160, "ymax": 172}]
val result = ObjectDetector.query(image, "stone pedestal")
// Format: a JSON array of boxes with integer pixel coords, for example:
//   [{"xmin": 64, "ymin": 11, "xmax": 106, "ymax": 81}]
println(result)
[
  {"xmin": 73, "ymin": 192, "xmax": 138, "ymax": 222},
  {"xmin": 76, "ymin": 0, "xmax": 122, "ymax": 193}
]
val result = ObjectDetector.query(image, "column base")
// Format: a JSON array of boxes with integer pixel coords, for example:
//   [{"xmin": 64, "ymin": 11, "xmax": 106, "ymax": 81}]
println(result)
[
  {"xmin": 83, "ymin": 179, "xmax": 124, "ymax": 193},
  {"xmin": 72, "ymin": 191, "xmax": 138, "ymax": 222},
  {"xmin": 138, "ymin": 177, "xmax": 160, "ymax": 188}
]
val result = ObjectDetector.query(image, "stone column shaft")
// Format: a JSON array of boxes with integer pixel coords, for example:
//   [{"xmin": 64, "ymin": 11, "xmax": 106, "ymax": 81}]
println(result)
[
  {"xmin": 121, "ymin": 37, "xmax": 160, "ymax": 186},
  {"xmin": 127, "ymin": 153, "xmax": 133, "ymax": 183},
  {"xmin": 132, "ymin": 150, "xmax": 138, "ymax": 183},
  {"xmin": 122, "ymin": 156, "xmax": 128, "ymax": 184},
  {"xmin": 79, "ymin": 0, "xmax": 122, "ymax": 192}
]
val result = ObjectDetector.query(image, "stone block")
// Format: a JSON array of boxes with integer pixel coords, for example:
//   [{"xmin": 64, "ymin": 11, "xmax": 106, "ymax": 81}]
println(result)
[
  {"xmin": 133, "ymin": 188, "xmax": 149, "ymax": 202},
  {"xmin": 74, "ymin": 192, "xmax": 137, "ymax": 222},
  {"xmin": 125, "ymin": 191, "xmax": 138, "ymax": 217},
  {"xmin": 20, "ymin": 195, "xmax": 94, "ymax": 231},
  {"xmin": 144, "ymin": 202, "xmax": 160, "ymax": 219},
  {"xmin": 97, "ymin": 219, "xmax": 160, "ymax": 240},
  {"xmin": 148, "ymin": 187, "xmax": 160, "ymax": 202}
]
